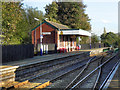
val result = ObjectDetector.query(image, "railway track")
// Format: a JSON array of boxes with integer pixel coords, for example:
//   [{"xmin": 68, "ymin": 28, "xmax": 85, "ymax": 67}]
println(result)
[
  {"xmin": 27, "ymin": 56, "xmax": 99, "ymax": 89},
  {"xmin": 65, "ymin": 56, "xmax": 104, "ymax": 89},
  {"xmin": 65, "ymin": 52, "xmax": 120, "ymax": 89},
  {"xmin": 30, "ymin": 55, "xmax": 105, "ymax": 89},
  {"xmin": 93, "ymin": 52, "xmax": 120, "ymax": 89},
  {"xmin": 1, "ymin": 52, "xmax": 90, "ymax": 89},
  {"xmin": 16, "ymin": 52, "xmax": 89, "ymax": 81},
  {"xmin": 1, "ymin": 51, "xmax": 119, "ymax": 89}
]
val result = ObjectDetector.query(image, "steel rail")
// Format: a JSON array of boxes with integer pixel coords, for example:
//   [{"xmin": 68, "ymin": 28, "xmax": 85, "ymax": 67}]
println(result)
[
  {"xmin": 31, "ymin": 56, "xmax": 104, "ymax": 89},
  {"xmin": 93, "ymin": 56, "xmax": 104, "ymax": 89},
  {"xmin": 70, "ymin": 54, "xmax": 117, "ymax": 90},
  {"xmin": 16, "ymin": 53, "xmax": 89, "ymax": 82},
  {"xmin": 65, "ymin": 56, "xmax": 97, "ymax": 89},
  {"xmin": 16, "ymin": 55, "xmax": 82, "ymax": 77},
  {"xmin": 50, "ymin": 56, "xmax": 96, "ymax": 83},
  {"xmin": 102, "ymin": 60, "xmax": 120, "ymax": 89},
  {"xmin": 99, "ymin": 59, "xmax": 120, "ymax": 90},
  {"xmin": 18, "ymin": 52, "xmax": 86, "ymax": 70},
  {"xmin": 16, "ymin": 52, "xmax": 87, "ymax": 77},
  {"xmin": 30, "ymin": 56, "xmax": 99, "ymax": 90},
  {"xmin": 4, "ymin": 53, "xmax": 88, "ymax": 89},
  {"xmin": 28, "ymin": 57, "xmax": 91, "ymax": 82}
]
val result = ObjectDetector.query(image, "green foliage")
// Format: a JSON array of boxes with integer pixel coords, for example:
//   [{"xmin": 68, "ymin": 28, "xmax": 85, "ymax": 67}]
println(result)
[
  {"xmin": 2, "ymin": 2, "xmax": 23, "ymax": 45},
  {"xmin": 80, "ymin": 37, "xmax": 89, "ymax": 44},
  {"xmin": 101, "ymin": 32, "xmax": 118, "ymax": 47},
  {"xmin": 17, "ymin": 6, "xmax": 44, "ymax": 44},
  {"xmin": 2, "ymin": 1, "xmax": 44, "ymax": 45},
  {"xmin": 76, "ymin": 37, "xmax": 80, "ymax": 44},
  {"xmin": 91, "ymin": 35, "xmax": 99, "ymax": 44},
  {"xmin": 45, "ymin": 1, "xmax": 91, "ymax": 30},
  {"xmin": 25, "ymin": 6, "xmax": 44, "ymax": 29},
  {"xmin": 45, "ymin": 1, "xmax": 59, "ymax": 23},
  {"xmin": 118, "ymin": 33, "xmax": 120, "ymax": 47}
]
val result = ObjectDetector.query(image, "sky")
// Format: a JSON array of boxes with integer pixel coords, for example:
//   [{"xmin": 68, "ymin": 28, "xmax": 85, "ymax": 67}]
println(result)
[{"xmin": 22, "ymin": 0, "xmax": 119, "ymax": 36}]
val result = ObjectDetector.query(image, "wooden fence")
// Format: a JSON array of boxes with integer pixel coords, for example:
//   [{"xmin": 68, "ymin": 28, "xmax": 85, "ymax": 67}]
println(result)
[{"xmin": 2, "ymin": 44, "xmax": 34, "ymax": 63}]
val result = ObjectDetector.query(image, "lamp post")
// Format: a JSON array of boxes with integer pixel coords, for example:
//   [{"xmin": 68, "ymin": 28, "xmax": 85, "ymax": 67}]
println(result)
[
  {"xmin": 99, "ymin": 40, "xmax": 101, "ymax": 48},
  {"xmin": 89, "ymin": 31, "xmax": 92, "ymax": 49},
  {"xmin": 78, "ymin": 37, "xmax": 81, "ymax": 50},
  {"xmin": 34, "ymin": 18, "xmax": 48, "ymax": 56},
  {"xmin": 34, "ymin": 18, "xmax": 43, "ymax": 56}
]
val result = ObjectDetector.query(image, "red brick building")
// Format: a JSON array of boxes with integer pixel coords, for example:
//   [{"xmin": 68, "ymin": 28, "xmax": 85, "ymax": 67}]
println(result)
[{"xmin": 32, "ymin": 20, "xmax": 91, "ymax": 53}]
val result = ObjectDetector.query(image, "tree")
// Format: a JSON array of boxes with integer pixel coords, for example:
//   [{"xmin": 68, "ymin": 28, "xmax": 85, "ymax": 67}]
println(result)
[
  {"xmin": 17, "ymin": 6, "xmax": 44, "ymax": 44},
  {"xmin": 2, "ymin": 1, "xmax": 44, "ymax": 45},
  {"xmin": 118, "ymin": 33, "xmax": 120, "ymax": 47},
  {"xmin": 80, "ymin": 37, "xmax": 90, "ymax": 44},
  {"xmin": 91, "ymin": 35, "xmax": 99, "ymax": 44},
  {"xmin": 45, "ymin": 1, "xmax": 91, "ymax": 30},
  {"xmin": 45, "ymin": 1, "xmax": 59, "ymax": 23},
  {"xmin": 101, "ymin": 32, "xmax": 118, "ymax": 47},
  {"xmin": 2, "ymin": 1, "xmax": 23, "ymax": 45},
  {"xmin": 25, "ymin": 6, "xmax": 44, "ymax": 29}
]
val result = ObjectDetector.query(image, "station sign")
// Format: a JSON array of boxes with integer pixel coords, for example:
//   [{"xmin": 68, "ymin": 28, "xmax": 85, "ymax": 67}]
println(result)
[
  {"xmin": 42, "ymin": 32, "xmax": 51, "ymax": 35},
  {"xmin": 60, "ymin": 31, "xmax": 63, "ymax": 35}
]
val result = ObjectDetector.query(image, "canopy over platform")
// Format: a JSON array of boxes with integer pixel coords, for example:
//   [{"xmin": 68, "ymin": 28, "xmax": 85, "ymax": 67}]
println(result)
[{"xmin": 60, "ymin": 29, "xmax": 91, "ymax": 37}]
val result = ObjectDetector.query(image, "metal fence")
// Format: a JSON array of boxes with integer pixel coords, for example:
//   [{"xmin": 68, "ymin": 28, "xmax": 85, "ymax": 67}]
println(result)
[
  {"xmin": 2, "ymin": 44, "xmax": 34, "ymax": 63},
  {"xmin": 81, "ymin": 43, "xmax": 104, "ymax": 49}
]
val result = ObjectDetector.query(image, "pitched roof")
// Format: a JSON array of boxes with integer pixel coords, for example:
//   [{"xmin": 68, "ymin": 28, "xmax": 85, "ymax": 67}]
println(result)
[
  {"xmin": 45, "ymin": 20, "xmax": 69, "ymax": 30},
  {"xmin": 31, "ymin": 20, "xmax": 70, "ymax": 31}
]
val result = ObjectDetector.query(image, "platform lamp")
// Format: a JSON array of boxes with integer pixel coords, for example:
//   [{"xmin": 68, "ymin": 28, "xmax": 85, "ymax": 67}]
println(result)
[
  {"xmin": 90, "ymin": 31, "xmax": 92, "ymax": 49},
  {"xmin": 34, "ymin": 18, "xmax": 48, "ymax": 56},
  {"xmin": 99, "ymin": 40, "xmax": 101, "ymax": 48},
  {"xmin": 34, "ymin": 18, "xmax": 43, "ymax": 56}
]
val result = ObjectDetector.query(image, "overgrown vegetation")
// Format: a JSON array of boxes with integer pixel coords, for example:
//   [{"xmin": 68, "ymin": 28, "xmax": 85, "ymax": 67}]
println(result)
[
  {"xmin": 2, "ymin": 1, "xmax": 92, "ymax": 45},
  {"xmin": 101, "ymin": 31, "xmax": 119, "ymax": 48},
  {"xmin": 45, "ymin": 1, "xmax": 91, "ymax": 30},
  {"xmin": 2, "ymin": 1, "xmax": 119, "ymax": 47},
  {"xmin": 2, "ymin": 1, "xmax": 44, "ymax": 45},
  {"xmin": 45, "ymin": 1, "xmax": 92, "ymax": 44},
  {"xmin": 91, "ymin": 35, "xmax": 99, "ymax": 44}
]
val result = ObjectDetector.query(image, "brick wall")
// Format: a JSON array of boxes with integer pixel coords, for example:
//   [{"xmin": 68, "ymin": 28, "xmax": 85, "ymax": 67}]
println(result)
[{"xmin": 32, "ymin": 23, "xmax": 57, "ymax": 45}]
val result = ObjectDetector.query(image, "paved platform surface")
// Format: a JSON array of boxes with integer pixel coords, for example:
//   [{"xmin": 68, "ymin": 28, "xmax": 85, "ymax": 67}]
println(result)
[
  {"xmin": 2, "ymin": 48, "xmax": 107, "ymax": 67},
  {"xmin": 2, "ymin": 51, "xmax": 85, "ymax": 67}
]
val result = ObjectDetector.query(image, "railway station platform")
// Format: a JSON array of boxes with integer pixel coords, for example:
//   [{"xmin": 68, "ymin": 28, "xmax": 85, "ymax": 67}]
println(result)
[
  {"xmin": 1, "ymin": 47, "xmax": 114, "ymax": 89},
  {"xmin": 3, "ymin": 51, "xmax": 85, "ymax": 67},
  {"xmin": 2, "ymin": 47, "xmax": 107, "ymax": 67}
]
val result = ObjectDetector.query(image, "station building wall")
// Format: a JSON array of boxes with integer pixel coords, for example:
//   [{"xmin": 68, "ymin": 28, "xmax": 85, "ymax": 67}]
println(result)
[{"xmin": 32, "ymin": 23, "xmax": 58, "ymax": 45}]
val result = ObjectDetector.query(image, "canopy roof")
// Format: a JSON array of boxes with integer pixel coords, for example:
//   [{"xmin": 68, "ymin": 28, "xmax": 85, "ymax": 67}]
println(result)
[
  {"xmin": 60, "ymin": 29, "xmax": 91, "ymax": 36},
  {"xmin": 31, "ymin": 20, "xmax": 91, "ymax": 37},
  {"xmin": 31, "ymin": 20, "xmax": 69, "ymax": 31}
]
